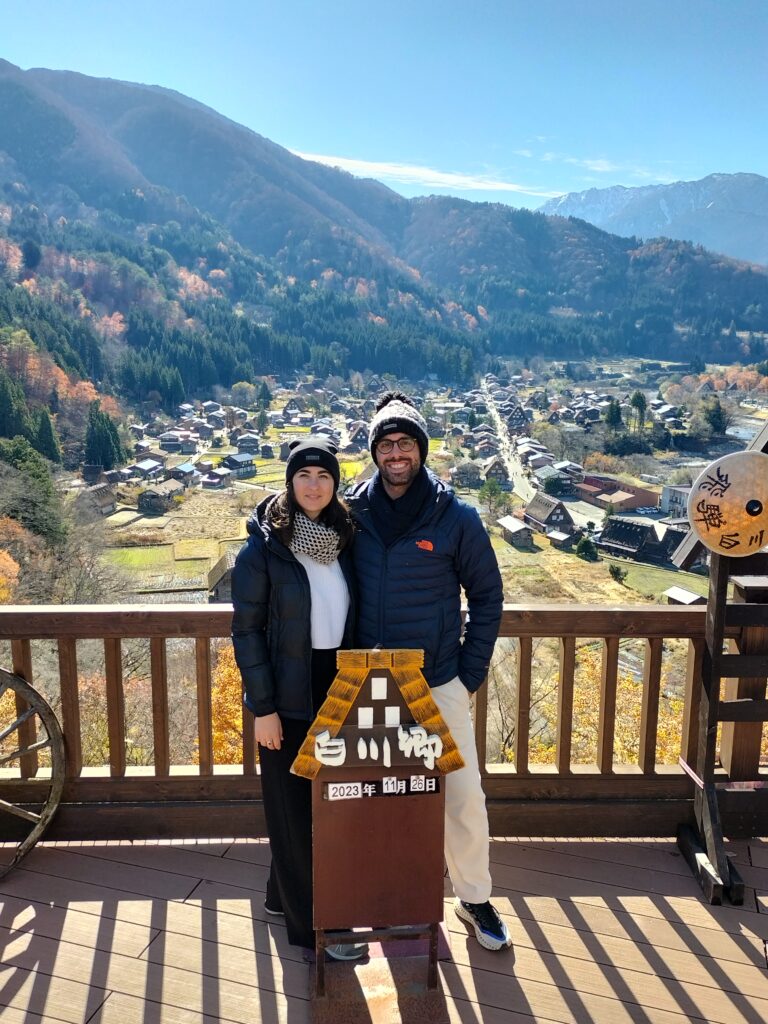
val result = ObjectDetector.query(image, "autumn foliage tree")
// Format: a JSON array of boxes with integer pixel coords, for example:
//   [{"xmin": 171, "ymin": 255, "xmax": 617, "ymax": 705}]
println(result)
[
  {"xmin": 490, "ymin": 645, "xmax": 686, "ymax": 768},
  {"xmin": 206, "ymin": 643, "xmax": 246, "ymax": 765},
  {"xmin": 0, "ymin": 549, "xmax": 19, "ymax": 603}
]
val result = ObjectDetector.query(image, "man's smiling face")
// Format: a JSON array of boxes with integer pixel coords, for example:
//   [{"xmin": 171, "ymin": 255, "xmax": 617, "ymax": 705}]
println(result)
[{"xmin": 376, "ymin": 432, "xmax": 422, "ymax": 497}]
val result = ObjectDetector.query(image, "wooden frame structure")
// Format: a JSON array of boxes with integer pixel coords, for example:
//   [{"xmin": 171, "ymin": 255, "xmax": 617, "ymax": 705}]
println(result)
[{"xmin": 674, "ymin": 422, "xmax": 768, "ymax": 903}]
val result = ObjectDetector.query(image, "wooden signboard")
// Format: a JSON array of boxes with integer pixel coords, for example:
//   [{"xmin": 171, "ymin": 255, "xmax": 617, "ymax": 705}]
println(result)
[{"xmin": 292, "ymin": 648, "xmax": 463, "ymax": 999}]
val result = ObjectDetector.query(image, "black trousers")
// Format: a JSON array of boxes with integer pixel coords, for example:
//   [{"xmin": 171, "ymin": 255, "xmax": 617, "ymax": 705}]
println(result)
[{"xmin": 259, "ymin": 648, "xmax": 337, "ymax": 949}]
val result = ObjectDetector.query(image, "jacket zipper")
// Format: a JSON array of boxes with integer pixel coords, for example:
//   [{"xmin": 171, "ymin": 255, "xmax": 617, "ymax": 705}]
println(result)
[
  {"xmin": 378, "ymin": 546, "xmax": 389, "ymax": 645},
  {"xmin": 270, "ymin": 536, "xmax": 314, "ymax": 719}
]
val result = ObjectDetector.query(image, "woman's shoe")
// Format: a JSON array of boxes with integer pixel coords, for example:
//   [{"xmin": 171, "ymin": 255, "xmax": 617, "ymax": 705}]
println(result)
[{"xmin": 326, "ymin": 942, "xmax": 369, "ymax": 961}]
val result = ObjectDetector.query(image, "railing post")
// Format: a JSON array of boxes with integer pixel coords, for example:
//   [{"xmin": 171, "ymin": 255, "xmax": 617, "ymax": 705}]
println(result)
[
  {"xmin": 10, "ymin": 639, "xmax": 37, "ymax": 778},
  {"xmin": 57, "ymin": 638, "xmax": 82, "ymax": 778},
  {"xmin": 196, "ymin": 637, "xmax": 213, "ymax": 776},
  {"xmin": 150, "ymin": 638, "xmax": 170, "ymax": 776},
  {"xmin": 639, "ymin": 637, "xmax": 663, "ymax": 774},
  {"xmin": 681, "ymin": 637, "xmax": 704, "ymax": 768},
  {"xmin": 104, "ymin": 638, "xmax": 126, "ymax": 777},
  {"xmin": 598, "ymin": 637, "xmax": 619, "ymax": 773},
  {"xmin": 557, "ymin": 637, "xmax": 575, "ymax": 774},
  {"xmin": 719, "ymin": 578, "xmax": 768, "ymax": 780},
  {"xmin": 515, "ymin": 636, "xmax": 532, "ymax": 776}
]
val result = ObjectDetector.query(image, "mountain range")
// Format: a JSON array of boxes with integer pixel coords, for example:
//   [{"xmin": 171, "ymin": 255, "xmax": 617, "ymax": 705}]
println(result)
[
  {"xmin": 1, "ymin": 57, "xmax": 768, "ymax": 403},
  {"xmin": 540, "ymin": 173, "xmax": 768, "ymax": 267}
]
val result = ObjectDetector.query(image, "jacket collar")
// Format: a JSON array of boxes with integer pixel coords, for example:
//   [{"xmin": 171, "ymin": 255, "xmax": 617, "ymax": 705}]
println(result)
[{"xmin": 348, "ymin": 467, "xmax": 452, "ymax": 537}]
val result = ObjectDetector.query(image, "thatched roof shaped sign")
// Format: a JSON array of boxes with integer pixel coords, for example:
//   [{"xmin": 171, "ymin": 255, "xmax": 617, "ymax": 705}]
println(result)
[{"xmin": 291, "ymin": 649, "xmax": 464, "ymax": 780}]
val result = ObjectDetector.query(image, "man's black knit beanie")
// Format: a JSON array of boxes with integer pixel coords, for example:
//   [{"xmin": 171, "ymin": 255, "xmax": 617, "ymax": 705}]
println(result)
[{"xmin": 368, "ymin": 391, "xmax": 429, "ymax": 464}]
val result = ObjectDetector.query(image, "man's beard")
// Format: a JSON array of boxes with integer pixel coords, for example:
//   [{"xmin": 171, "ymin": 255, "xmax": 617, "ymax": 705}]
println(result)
[{"xmin": 378, "ymin": 459, "xmax": 421, "ymax": 491}]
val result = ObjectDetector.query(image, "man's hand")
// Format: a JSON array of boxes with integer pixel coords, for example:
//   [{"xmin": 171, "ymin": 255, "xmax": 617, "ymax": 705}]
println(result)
[{"xmin": 254, "ymin": 712, "xmax": 284, "ymax": 751}]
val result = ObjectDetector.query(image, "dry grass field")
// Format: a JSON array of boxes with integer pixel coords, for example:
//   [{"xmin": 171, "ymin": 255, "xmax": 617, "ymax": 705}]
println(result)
[{"xmin": 492, "ymin": 532, "xmax": 708, "ymax": 605}]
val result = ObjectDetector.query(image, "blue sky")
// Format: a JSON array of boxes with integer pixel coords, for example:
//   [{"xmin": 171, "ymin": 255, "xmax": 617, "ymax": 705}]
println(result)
[{"xmin": 2, "ymin": 0, "xmax": 766, "ymax": 209}]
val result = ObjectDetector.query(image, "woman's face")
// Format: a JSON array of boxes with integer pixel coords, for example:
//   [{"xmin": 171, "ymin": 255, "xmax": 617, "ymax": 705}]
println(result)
[{"xmin": 291, "ymin": 467, "xmax": 336, "ymax": 520}]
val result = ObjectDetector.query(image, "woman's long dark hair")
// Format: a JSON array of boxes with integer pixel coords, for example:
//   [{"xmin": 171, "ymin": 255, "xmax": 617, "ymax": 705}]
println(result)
[{"xmin": 268, "ymin": 484, "xmax": 354, "ymax": 550}]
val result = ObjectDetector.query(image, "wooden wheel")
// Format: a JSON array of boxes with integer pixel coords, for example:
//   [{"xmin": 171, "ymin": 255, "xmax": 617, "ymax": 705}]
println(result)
[{"xmin": 0, "ymin": 667, "xmax": 65, "ymax": 879}]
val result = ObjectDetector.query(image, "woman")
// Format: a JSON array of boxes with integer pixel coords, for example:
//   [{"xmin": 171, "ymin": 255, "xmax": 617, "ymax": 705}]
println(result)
[{"xmin": 231, "ymin": 436, "xmax": 366, "ymax": 960}]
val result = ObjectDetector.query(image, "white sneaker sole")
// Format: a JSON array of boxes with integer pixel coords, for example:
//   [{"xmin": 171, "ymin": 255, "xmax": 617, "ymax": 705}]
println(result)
[
  {"xmin": 454, "ymin": 899, "xmax": 512, "ymax": 951},
  {"xmin": 325, "ymin": 943, "xmax": 369, "ymax": 961}
]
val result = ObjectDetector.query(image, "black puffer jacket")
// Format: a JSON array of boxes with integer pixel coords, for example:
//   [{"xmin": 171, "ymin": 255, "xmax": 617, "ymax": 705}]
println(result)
[
  {"xmin": 230, "ymin": 496, "xmax": 355, "ymax": 720},
  {"xmin": 347, "ymin": 469, "xmax": 502, "ymax": 692}
]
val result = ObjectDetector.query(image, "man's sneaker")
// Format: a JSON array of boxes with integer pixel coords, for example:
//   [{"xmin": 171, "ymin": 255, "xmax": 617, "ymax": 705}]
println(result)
[
  {"xmin": 326, "ymin": 942, "xmax": 369, "ymax": 961},
  {"xmin": 263, "ymin": 900, "xmax": 284, "ymax": 917},
  {"xmin": 454, "ymin": 899, "xmax": 512, "ymax": 951}
]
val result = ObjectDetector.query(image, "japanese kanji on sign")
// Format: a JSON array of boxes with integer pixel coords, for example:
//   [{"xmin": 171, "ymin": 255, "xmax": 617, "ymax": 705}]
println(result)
[{"xmin": 686, "ymin": 450, "xmax": 768, "ymax": 556}]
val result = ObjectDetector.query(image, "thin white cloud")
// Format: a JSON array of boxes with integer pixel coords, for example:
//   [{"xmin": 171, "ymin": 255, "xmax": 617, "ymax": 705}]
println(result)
[
  {"xmin": 292, "ymin": 150, "xmax": 562, "ymax": 199},
  {"xmin": 565, "ymin": 156, "xmax": 621, "ymax": 173},
  {"xmin": 539, "ymin": 149, "xmax": 669, "ymax": 181}
]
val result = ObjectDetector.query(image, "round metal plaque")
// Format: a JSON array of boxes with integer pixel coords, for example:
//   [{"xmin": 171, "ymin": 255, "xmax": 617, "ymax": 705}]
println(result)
[{"xmin": 687, "ymin": 450, "xmax": 768, "ymax": 556}]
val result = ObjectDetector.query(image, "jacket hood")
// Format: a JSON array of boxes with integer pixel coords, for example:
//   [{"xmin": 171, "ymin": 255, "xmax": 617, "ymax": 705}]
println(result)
[{"xmin": 246, "ymin": 494, "xmax": 278, "ymax": 541}]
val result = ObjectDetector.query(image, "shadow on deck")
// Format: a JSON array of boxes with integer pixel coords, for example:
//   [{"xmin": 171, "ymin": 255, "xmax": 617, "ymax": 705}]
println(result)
[{"xmin": 2, "ymin": 834, "xmax": 768, "ymax": 1023}]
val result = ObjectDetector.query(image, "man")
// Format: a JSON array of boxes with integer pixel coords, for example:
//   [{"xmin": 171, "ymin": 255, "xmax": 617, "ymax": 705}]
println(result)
[{"xmin": 346, "ymin": 391, "xmax": 511, "ymax": 951}]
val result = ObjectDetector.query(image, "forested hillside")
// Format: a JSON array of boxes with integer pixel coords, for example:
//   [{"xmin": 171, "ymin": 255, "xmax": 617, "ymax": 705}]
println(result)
[{"xmin": 1, "ymin": 56, "xmax": 768, "ymax": 429}]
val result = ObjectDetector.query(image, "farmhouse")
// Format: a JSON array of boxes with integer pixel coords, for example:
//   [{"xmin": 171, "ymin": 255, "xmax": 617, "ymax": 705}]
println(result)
[
  {"xmin": 222, "ymin": 453, "xmax": 256, "ymax": 478},
  {"xmin": 481, "ymin": 457, "xmax": 509, "ymax": 485},
  {"xmin": 523, "ymin": 493, "xmax": 575, "ymax": 535},
  {"xmin": 596, "ymin": 517, "xmax": 683, "ymax": 565},
  {"xmin": 75, "ymin": 483, "xmax": 117, "ymax": 517},
  {"xmin": 138, "ymin": 479, "xmax": 185, "ymax": 516},
  {"xmin": 497, "ymin": 515, "xmax": 534, "ymax": 549},
  {"xmin": 207, "ymin": 548, "xmax": 239, "ymax": 603}
]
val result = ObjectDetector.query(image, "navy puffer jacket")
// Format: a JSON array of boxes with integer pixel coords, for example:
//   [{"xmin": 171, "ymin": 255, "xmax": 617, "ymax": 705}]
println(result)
[
  {"xmin": 347, "ymin": 470, "xmax": 502, "ymax": 692},
  {"xmin": 230, "ymin": 496, "xmax": 355, "ymax": 720}
]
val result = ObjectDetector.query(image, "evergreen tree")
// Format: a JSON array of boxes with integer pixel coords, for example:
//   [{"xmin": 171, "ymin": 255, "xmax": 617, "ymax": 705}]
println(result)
[
  {"xmin": 575, "ymin": 536, "xmax": 599, "ymax": 561},
  {"xmin": 0, "ymin": 436, "xmax": 66, "ymax": 545},
  {"xmin": 36, "ymin": 408, "xmax": 62, "ymax": 463},
  {"xmin": 84, "ymin": 402, "xmax": 125, "ymax": 470},
  {"xmin": 258, "ymin": 381, "xmax": 272, "ymax": 407},
  {"xmin": 0, "ymin": 365, "xmax": 33, "ymax": 441},
  {"xmin": 604, "ymin": 399, "xmax": 622, "ymax": 431},
  {"xmin": 630, "ymin": 390, "xmax": 647, "ymax": 433}
]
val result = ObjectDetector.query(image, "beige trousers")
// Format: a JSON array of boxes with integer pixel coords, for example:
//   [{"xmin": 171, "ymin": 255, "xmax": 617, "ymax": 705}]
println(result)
[{"xmin": 430, "ymin": 676, "xmax": 493, "ymax": 904}]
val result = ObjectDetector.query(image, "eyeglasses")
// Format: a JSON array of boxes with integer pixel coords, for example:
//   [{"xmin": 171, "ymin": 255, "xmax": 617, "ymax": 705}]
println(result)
[{"xmin": 376, "ymin": 437, "xmax": 417, "ymax": 454}]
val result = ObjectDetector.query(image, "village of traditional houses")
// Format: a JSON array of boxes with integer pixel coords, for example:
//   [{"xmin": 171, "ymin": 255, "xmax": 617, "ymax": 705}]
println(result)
[
  {"xmin": 60, "ymin": 356, "xmax": 768, "ymax": 770},
  {"xmin": 73, "ymin": 358, "xmax": 764, "ymax": 612}
]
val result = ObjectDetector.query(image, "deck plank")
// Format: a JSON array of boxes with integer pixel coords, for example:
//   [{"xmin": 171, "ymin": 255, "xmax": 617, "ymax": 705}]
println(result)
[
  {"xmin": 0, "ymin": 891, "xmax": 157, "ymax": 957},
  {"xmin": 0, "ymin": 1006, "xmax": 72, "ymax": 1024},
  {"xmin": 490, "ymin": 840, "xmax": 730, "ymax": 896},
  {"xmin": 0, "ymin": 925, "xmax": 310, "ymax": 1023},
  {"xmin": 88, "ymin": 988, "xmax": 306, "ymax": 1024},
  {"xmin": 446, "ymin": 903, "xmax": 768, "ymax": 1002},
  {"xmin": 0, "ymin": 965, "xmax": 110, "ymax": 1023},
  {"xmin": 498, "ymin": 837, "xmax": 704, "ymax": 876},
  {"xmin": 14, "ymin": 847, "xmax": 201, "ymax": 901},
  {"xmin": 70, "ymin": 840, "xmax": 270, "ymax": 890}
]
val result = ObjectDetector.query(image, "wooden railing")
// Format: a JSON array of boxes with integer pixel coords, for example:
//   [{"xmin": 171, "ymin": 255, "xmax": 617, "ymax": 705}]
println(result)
[{"xmin": 0, "ymin": 604, "xmax": 764, "ymax": 838}]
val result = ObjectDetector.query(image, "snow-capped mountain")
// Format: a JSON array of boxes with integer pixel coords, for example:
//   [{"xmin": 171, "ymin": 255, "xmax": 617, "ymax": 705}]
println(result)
[{"xmin": 539, "ymin": 173, "xmax": 768, "ymax": 266}]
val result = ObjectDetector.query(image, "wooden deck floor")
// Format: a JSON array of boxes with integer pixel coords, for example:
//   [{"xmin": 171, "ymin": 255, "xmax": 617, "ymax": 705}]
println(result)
[{"xmin": 1, "ymin": 835, "xmax": 767, "ymax": 1023}]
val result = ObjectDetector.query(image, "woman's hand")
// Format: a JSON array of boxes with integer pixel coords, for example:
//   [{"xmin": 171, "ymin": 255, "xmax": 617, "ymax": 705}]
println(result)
[{"xmin": 254, "ymin": 712, "xmax": 284, "ymax": 751}]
